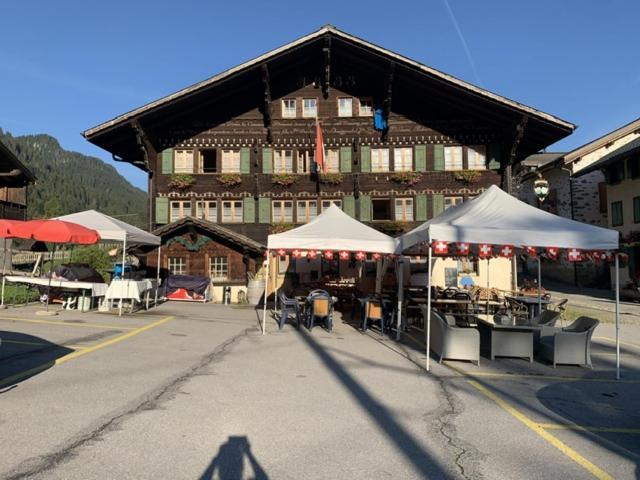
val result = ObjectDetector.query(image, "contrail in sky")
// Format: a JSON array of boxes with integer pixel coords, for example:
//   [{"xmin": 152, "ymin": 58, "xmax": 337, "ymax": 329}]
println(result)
[{"xmin": 443, "ymin": 0, "xmax": 483, "ymax": 86}]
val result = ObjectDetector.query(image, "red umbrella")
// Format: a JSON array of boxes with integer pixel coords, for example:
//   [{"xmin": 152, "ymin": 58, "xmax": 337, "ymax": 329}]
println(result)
[
  {"xmin": 0, "ymin": 219, "xmax": 24, "ymax": 238},
  {"xmin": 10, "ymin": 219, "xmax": 100, "ymax": 244}
]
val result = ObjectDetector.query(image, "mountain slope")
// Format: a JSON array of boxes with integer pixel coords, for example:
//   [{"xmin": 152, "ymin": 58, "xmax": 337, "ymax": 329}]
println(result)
[{"xmin": 0, "ymin": 129, "xmax": 148, "ymax": 228}]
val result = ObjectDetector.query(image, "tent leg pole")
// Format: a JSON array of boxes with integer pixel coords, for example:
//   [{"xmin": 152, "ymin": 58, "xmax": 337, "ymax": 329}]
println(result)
[
  {"xmin": 538, "ymin": 256, "xmax": 542, "ymax": 318},
  {"xmin": 262, "ymin": 251, "xmax": 270, "ymax": 335},
  {"xmin": 155, "ymin": 245, "xmax": 161, "ymax": 306},
  {"xmin": 46, "ymin": 244, "xmax": 56, "ymax": 312},
  {"xmin": 119, "ymin": 238, "xmax": 127, "ymax": 317},
  {"xmin": 396, "ymin": 256, "xmax": 404, "ymax": 341},
  {"xmin": 615, "ymin": 253, "xmax": 620, "ymax": 380},
  {"xmin": 1, "ymin": 276, "xmax": 5, "ymax": 307},
  {"xmin": 486, "ymin": 258, "xmax": 490, "ymax": 315},
  {"xmin": 425, "ymin": 246, "xmax": 432, "ymax": 372}
]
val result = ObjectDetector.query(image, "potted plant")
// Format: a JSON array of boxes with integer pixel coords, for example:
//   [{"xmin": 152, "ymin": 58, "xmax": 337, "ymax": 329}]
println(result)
[
  {"xmin": 167, "ymin": 173, "xmax": 195, "ymax": 190},
  {"xmin": 318, "ymin": 172, "xmax": 344, "ymax": 185},
  {"xmin": 272, "ymin": 173, "xmax": 298, "ymax": 187},
  {"xmin": 390, "ymin": 171, "xmax": 422, "ymax": 186},
  {"xmin": 373, "ymin": 221, "xmax": 406, "ymax": 235},
  {"xmin": 454, "ymin": 170, "xmax": 481, "ymax": 184},
  {"xmin": 217, "ymin": 173, "xmax": 242, "ymax": 188},
  {"xmin": 270, "ymin": 222, "xmax": 296, "ymax": 234}
]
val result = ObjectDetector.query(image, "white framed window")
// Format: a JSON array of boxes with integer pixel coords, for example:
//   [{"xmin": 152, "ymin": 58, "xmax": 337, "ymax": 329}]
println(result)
[
  {"xmin": 296, "ymin": 200, "xmax": 317, "ymax": 223},
  {"xmin": 303, "ymin": 98, "xmax": 317, "ymax": 118},
  {"xmin": 196, "ymin": 200, "xmax": 217, "ymax": 222},
  {"xmin": 221, "ymin": 150, "xmax": 241, "ymax": 173},
  {"xmin": 209, "ymin": 256, "xmax": 228, "ymax": 281},
  {"xmin": 393, "ymin": 147, "xmax": 413, "ymax": 172},
  {"xmin": 297, "ymin": 150, "xmax": 313, "ymax": 173},
  {"xmin": 321, "ymin": 199, "xmax": 342, "ymax": 211},
  {"xmin": 168, "ymin": 257, "xmax": 187, "ymax": 275},
  {"xmin": 444, "ymin": 196, "xmax": 463, "ymax": 210},
  {"xmin": 273, "ymin": 150, "xmax": 293, "ymax": 173},
  {"xmin": 282, "ymin": 98, "xmax": 296, "ymax": 118},
  {"xmin": 174, "ymin": 149, "xmax": 194, "ymax": 173},
  {"xmin": 395, "ymin": 198, "xmax": 414, "ymax": 221},
  {"xmin": 221, "ymin": 200, "xmax": 243, "ymax": 223},
  {"xmin": 170, "ymin": 200, "xmax": 191, "ymax": 222},
  {"xmin": 272, "ymin": 200, "xmax": 293, "ymax": 223},
  {"xmin": 338, "ymin": 97, "xmax": 353, "ymax": 117},
  {"xmin": 325, "ymin": 148, "xmax": 340, "ymax": 173},
  {"xmin": 371, "ymin": 148, "xmax": 390, "ymax": 172},
  {"xmin": 467, "ymin": 145, "xmax": 486, "ymax": 170},
  {"xmin": 359, "ymin": 98, "xmax": 373, "ymax": 116},
  {"xmin": 445, "ymin": 146, "xmax": 463, "ymax": 171}
]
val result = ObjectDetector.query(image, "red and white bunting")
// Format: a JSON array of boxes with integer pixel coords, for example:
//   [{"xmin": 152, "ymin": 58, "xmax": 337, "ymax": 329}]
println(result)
[
  {"xmin": 478, "ymin": 243, "xmax": 493, "ymax": 259},
  {"xmin": 276, "ymin": 248, "xmax": 287, "ymax": 257},
  {"xmin": 372, "ymin": 252, "xmax": 382, "ymax": 261},
  {"xmin": 524, "ymin": 246, "xmax": 537, "ymax": 258},
  {"xmin": 291, "ymin": 249, "xmax": 302, "ymax": 259},
  {"xmin": 433, "ymin": 241, "xmax": 449, "ymax": 255},
  {"xmin": 339, "ymin": 250, "xmax": 350, "ymax": 260},
  {"xmin": 499, "ymin": 245, "xmax": 514, "ymax": 258},
  {"xmin": 323, "ymin": 250, "xmax": 334, "ymax": 260},
  {"xmin": 307, "ymin": 250, "xmax": 318, "ymax": 260},
  {"xmin": 355, "ymin": 251, "xmax": 367, "ymax": 261},
  {"xmin": 567, "ymin": 248, "xmax": 583, "ymax": 262},
  {"xmin": 456, "ymin": 242, "xmax": 470, "ymax": 255},
  {"xmin": 546, "ymin": 247, "xmax": 559, "ymax": 260}
]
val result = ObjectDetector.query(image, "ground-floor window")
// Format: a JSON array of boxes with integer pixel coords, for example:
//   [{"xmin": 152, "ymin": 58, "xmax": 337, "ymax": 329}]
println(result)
[
  {"xmin": 611, "ymin": 200, "xmax": 623, "ymax": 227},
  {"xmin": 209, "ymin": 256, "xmax": 228, "ymax": 281},
  {"xmin": 394, "ymin": 198, "xmax": 414, "ymax": 221},
  {"xmin": 321, "ymin": 199, "xmax": 342, "ymax": 211},
  {"xmin": 372, "ymin": 199, "xmax": 391, "ymax": 221},
  {"xmin": 296, "ymin": 200, "xmax": 317, "ymax": 223},
  {"xmin": 170, "ymin": 200, "xmax": 191, "ymax": 222},
  {"xmin": 222, "ymin": 200, "xmax": 243, "ymax": 223},
  {"xmin": 444, "ymin": 196, "xmax": 463, "ymax": 210},
  {"xmin": 168, "ymin": 257, "xmax": 187, "ymax": 275},
  {"xmin": 272, "ymin": 200, "xmax": 294, "ymax": 223},
  {"xmin": 196, "ymin": 200, "xmax": 217, "ymax": 222}
]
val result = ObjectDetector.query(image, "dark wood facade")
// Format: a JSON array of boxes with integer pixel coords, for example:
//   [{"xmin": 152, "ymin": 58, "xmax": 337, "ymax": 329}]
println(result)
[{"xmin": 0, "ymin": 140, "xmax": 35, "ymax": 220}]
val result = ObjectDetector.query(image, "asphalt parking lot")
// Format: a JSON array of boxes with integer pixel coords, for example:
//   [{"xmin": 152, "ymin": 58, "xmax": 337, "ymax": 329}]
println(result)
[{"xmin": 1, "ymin": 303, "xmax": 639, "ymax": 479}]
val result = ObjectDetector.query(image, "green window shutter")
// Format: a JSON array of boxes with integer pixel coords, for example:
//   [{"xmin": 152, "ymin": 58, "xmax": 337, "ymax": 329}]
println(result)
[
  {"xmin": 488, "ymin": 143, "xmax": 501, "ymax": 170},
  {"xmin": 359, "ymin": 195, "xmax": 372, "ymax": 221},
  {"xmin": 360, "ymin": 146, "xmax": 371, "ymax": 173},
  {"xmin": 433, "ymin": 194, "xmax": 444, "ymax": 218},
  {"xmin": 262, "ymin": 148, "xmax": 273, "ymax": 174},
  {"xmin": 415, "ymin": 194, "xmax": 428, "ymax": 221},
  {"xmin": 343, "ymin": 195, "xmax": 355, "ymax": 217},
  {"xmin": 434, "ymin": 145, "xmax": 445, "ymax": 171},
  {"xmin": 414, "ymin": 145, "xmax": 427, "ymax": 172},
  {"xmin": 258, "ymin": 197, "xmax": 271, "ymax": 223},
  {"xmin": 155, "ymin": 197, "xmax": 169, "ymax": 224},
  {"xmin": 240, "ymin": 147, "xmax": 251, "ymax": 174},
  {"xmin": 161, "ymin": 149, "xmax": 173, "ymax": 174},
  {"xmin": 243, "ymin": 197, "xmax": 255, "ymax": 223},
  {"xmin": 340, "ymin": 147, "xmax": 352, "ymax": 173}
]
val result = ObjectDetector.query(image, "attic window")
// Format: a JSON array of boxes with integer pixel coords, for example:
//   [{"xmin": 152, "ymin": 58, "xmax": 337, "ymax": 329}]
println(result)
[{"xmin": 199, "ymin": 149, "xmax": 217, "ymax": 173}]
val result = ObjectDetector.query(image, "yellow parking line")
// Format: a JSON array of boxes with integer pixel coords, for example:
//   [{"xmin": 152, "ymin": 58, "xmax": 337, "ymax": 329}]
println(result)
[
  {"xmin": 0, "ymin": 316, "xmax": 174, "ymax": 388},
  {"xmin": 469, "ymin": 380, "xmax": 613, "ymax": 480},
  {"xmin": 538, "ymin": 423, "xmax": 640, "ymax": 434},
  {"xmin": 0, "ymin": 316, "xmax": 136, "ymax": 330}
]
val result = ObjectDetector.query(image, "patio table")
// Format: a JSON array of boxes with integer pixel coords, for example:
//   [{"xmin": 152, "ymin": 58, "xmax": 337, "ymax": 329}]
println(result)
[
  {"xmin": 476, "ymin": 317, "xmax": 534, "ymax": 362},
  {"xmin": 506, "ymin": 295, "xmax": 551, "ymax": 320}
]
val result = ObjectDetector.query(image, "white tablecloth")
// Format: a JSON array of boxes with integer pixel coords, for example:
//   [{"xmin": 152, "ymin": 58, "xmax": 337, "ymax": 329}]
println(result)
[
  {"xmin": 4, "ymin": 275, "xmax": 108, "ymax": 297},
  {"xmin": 105, "ymin": 279, "xmax": 157, "ymax": 302}
]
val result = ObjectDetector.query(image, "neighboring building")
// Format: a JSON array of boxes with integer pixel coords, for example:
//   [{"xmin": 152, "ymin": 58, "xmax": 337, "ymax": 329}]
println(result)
[
  {"xmin": 518, "ymin": 117, "xmax": 640, "ymax": 286},
  {"xmin": 83, "ymin": 26, "xmax": 573, "ymax": 296},
  {"xmin": 574, "ymin": 138, "xmax": 640, "ymax": 285},
  {"xmin": 0, "ymin": 139, "xmax": 36, "ymax": 220}
]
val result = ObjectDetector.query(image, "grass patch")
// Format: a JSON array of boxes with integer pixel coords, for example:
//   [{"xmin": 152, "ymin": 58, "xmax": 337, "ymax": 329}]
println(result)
[
  {"xmin": 565, "ymin": 305, "xmax": 614, "ymax": 324},
  {"xmin": 2, "ymin": 283, "xmax": 40, "ymax": 305}
]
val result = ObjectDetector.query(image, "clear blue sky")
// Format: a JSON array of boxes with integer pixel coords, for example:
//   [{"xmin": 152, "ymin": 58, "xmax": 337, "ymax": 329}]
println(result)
[{"xmin": 1, "ymin": 0, "xmax": 638, "ymax": 191}]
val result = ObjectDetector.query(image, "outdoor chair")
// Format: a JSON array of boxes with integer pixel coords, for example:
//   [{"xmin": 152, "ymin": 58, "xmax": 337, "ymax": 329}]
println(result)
[
  {"xmin": 549, "ymin": 299, "xmax": 569, "ymax": 325},
  {"xmin": 538, "ymin": 316, "xmax": 599, "ymax": 368},
  {"xmin": 529, "ymin": 309, "xmax": 561, "ymax": 350},
  {"xmin": 307, "ymin": 294, "xmax": 333, "ymax": 332},
  {"xmin": 362, "ymin": 297, "xmax": 384, "ymax": 334},
  {"xmin": 507, "ymin": 297, "xmax": 530, "ymax": 323},
  {"xmin": 422, "ymin": 306, "xmax": 480, "ymax": 365},
  {"xmin": 278, "ymin": 292, "xmax": 301, "ymax": 330}
]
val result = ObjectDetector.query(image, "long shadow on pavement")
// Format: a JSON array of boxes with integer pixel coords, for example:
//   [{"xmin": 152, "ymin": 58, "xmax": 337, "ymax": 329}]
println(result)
[{"xmin": 199, "ymin": 435, "xmax": 268, "ymax": 480}]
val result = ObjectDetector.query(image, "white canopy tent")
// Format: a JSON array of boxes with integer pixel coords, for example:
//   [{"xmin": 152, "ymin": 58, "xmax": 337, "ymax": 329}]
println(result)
[
  {"xmin": 56, "ymin": 210, "xmax": 161, "ymax": 315},
  {"xmin": 264, "ymin": 204, "xmax": 398, "ymax": 333},
  {"xmin": 398, "ymin": 185, "xmax": 622, "ymax": 377}
]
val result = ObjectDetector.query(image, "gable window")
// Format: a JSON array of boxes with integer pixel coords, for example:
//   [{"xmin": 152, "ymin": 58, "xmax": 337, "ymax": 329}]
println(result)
[
  {"xmin": 209, "ymin": 256, "xmax": 228, "ymax": 281},
  {"xmin": 321, "ymin": 199, "xmax": 341, "ymax": 211},
  {"xmin": 196, "ymin": 200, "xmax": 217, "ymax": 222},
  {"xmin": 273, "ymin": 150, "xmax": 293, "ymax": 173},
  {"xmin": 393, "ymin": 147, "xmax": 412, "ymax": 172},
  {"xmin": 372, "ymin": 199, "xmax": 391, "ymax": 221},
  {"xmin": 444, "ymin": 196, "xmax": 463, "ymax": 210},
  {"xmin": 168, "ymin": 257, "xmax": 187, "ymax": 275},
  {"xmin": 611, "ymin": 201, "xmax": 623, "ymax": 227},
  {"xmin": 221, "ymin": 200, "xmax": 243, "ymax": 223},
  {"xmin": 325, "ymin": 148, "xmax": 340, "ymax": 173},
  {"xmin": 338, "ymin": 97, "xmax": 353, "ymax": 117},
  {"xmin": 272, "ymin": 200, "xmax": 293, "ymax": 223},
  {"xmin": 282, "ymin": 98, "xmax": 296, "ymax": 118},
  {"xmin": 467, "ymin": 145, "xmax": 486, "ymax": 170},
  {"xmin": 303, "ymin": 98, "xmax": 317, "ymax": 118},
  {"xmin": 221, "ymin": 150, "xmax": 241, "ymax": 173},
  {"xmin": 371, "ymin": 148, "xmax": 390, "ymax": 172},
  {"xmin": 296, "ymin": 200, "xmax": 317, "ymax": 223},
  {"xmin": 198, "ymin": 149, "xmax": 217, "ymax": 173},
  {"xmin": 359, "ymin": 98, "xmax": 373, "ymax": 116},
  {"xmin": 174, "ymin": 149, "xmax": 194, "ymax": 173},
  {"xmin": 445, "ymin": 146, "xmax": 463, "ymax": 171},
  {"xmin": 170, "ymin": 200, "xmax": 191, "ymax": 222},
  {"xmin": 297, "ymin": 150, "xmax": 313, "ymax": 173},
  {"xmin": 395, "ymin": 198, "xmax": 414, "ymax": 222}
]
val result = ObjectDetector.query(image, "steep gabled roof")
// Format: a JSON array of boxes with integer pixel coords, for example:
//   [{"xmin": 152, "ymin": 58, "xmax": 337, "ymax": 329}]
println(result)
[
  {"xmin": 573, "ymin": 136, "xmax": 640, "ymax": 177},
  {"xmin": 563, "ymin": 116, "xmax": 640, "ymax": 165}
]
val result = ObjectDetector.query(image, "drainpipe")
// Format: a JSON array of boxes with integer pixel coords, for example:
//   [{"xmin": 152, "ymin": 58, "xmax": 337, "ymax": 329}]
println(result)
[{"xmin": 561, "ymin": 166, "xmax": 578, "ymax": 286}]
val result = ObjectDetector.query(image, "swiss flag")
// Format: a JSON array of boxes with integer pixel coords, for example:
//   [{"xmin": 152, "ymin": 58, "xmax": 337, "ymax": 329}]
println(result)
[
  {"xmin": 567, "ymin": 248, "xmax": 583, "ymax": 262},
  {"xmin": 456, "ymin": 242, "xmax": 470, "ymax": 255},
  {"xmin": 314, "ymin": 119, "xmax": 326, "ymax": 174},
  {"xmin": 323, "ymin": 250, "xmax": 334, "ymax": 260},
  {"xmin": 546, "ymin": 247, "xmax": 559, "ymax": 260},
  {"xmin": 499, "ymin": 245, "xmax": 515, "ymax": 258},
  {"xmin": 276, "ymin": 248, "xmax": 287, "ymax": 257},
  {"xmin": 339, "ymin": 250, "xmax": 350, "ymax": 260},
  {"xmin": 307, "ymin": 250, "xmax": 318, "ymax": 260},
  {"xmin": 524, "ymin": 246, "xmax": 537, "ymax": 258},
  {"xmin": 478, "ymin": 244, "xmax": 493, "ymax": 258},
  {"xmin": 372, "ymin": 252, "xmax": 382, "ymax": 261},
  {"xmin": 291, "ymin": 249, "xmax": 302, "ymax": 258},
  {"xmin": 355, "ymin": 251, "xmax": 367, "ymax": 261},
  {"xmin": 434, "ymin": 241, "xmax": 449, "ymax": 255}
]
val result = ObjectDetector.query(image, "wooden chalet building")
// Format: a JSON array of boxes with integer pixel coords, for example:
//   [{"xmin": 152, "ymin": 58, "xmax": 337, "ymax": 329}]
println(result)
[
  {"xmin": 83, "ymin": 26, "xmax": 574, "ymax": 295},
  {"xmin": 0, "ymin": 139, "xmax": 35, "ymax": 221}
]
